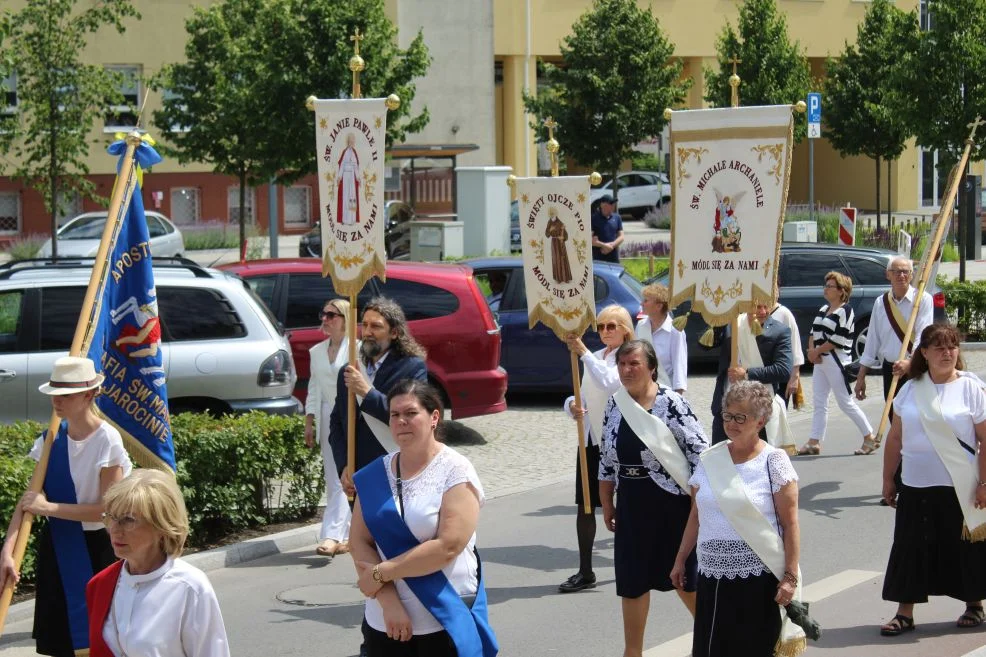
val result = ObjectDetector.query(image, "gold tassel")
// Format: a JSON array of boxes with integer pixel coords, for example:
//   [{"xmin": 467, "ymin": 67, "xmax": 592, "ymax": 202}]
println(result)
[
  {"xmin": 699, "ymin": 326, "xmax": 715, "ymax": 347},
  {"xmin": 962, "ymin": 522, "xmax": 986, "ymax": 542},
  {"xmin": 672, "ymin": 312, "xmax": 689, "ymax": 331},
  {"xmin": 793, "ymin": 380, "xmax": 805, "ymax": 409},
  {"xmin": 783, "ymin": 444, "xmax": 798, "ymax": 457},
  {"xmin": 774, "ymin": 635, "xmax": 807, "ymax": 657},
  {"xmin": 751, "ymin": 317, "xmax": 764, "ymax": 336}
]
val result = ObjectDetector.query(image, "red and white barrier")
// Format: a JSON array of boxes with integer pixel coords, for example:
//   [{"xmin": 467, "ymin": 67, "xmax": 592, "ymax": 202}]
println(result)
[{"xmin": 839, "ymin": 206, "xmax": 857, "ymax": 246}]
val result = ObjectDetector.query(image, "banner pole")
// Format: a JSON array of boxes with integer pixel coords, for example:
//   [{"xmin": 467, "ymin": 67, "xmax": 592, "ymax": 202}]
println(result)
[
  {"xmin": 873, "ymin": 117, "xmax": 984, "ymax": 446},
  {"xmin": 347, "ymin": 292, "xmax": 358, "ymax": 502},
  {"xmin": 0, "ymin": 132, "xmax": 142, "ymax": 636}
]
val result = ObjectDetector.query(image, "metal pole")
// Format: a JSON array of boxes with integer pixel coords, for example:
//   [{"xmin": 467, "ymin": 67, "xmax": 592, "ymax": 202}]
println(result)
[
  {"xmin": 268, "ymin": 180, "xmax": 279, "ymax": 258},
  {"xmin": 809, "ymin": 139, "xmax": 815, "ymax": 223}
]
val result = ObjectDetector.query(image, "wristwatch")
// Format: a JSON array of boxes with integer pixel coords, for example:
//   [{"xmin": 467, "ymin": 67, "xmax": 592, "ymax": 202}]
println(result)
[{"xmin": 372, "ymin": 564, "xmax": 385, "ymax": 583}]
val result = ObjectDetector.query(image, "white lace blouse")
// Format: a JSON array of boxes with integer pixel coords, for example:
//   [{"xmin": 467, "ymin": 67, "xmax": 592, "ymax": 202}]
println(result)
[
  {"xmin": 364, "ymin": 446, "xmax": 485, "ymax": 636},
  {"xmin": 688, "ymin": 445, "xmax": 798, "ymax": 580}
]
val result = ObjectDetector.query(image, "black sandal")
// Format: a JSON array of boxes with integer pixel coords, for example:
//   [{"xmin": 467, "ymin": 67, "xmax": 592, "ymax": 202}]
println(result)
[
  {"xmin": 957, "ymin": 605, "xmax": 985, "ymax": 628},
  {"xmin": 880, "ymin": 614, "xmax": 915, "ymax": 636}
]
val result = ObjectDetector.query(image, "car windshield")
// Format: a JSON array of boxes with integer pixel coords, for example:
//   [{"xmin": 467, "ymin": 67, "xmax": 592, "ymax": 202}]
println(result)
[
  {"xmin": 240, "ymin": 278, "xmax": 286, "ymax": 336},
  {"xmin": 620, "ymin": 270, "xmax": 644, "ymax": 299},
  {"xmin": 58, "ymin": 215, "xmax": 107, "ymax": 240}
]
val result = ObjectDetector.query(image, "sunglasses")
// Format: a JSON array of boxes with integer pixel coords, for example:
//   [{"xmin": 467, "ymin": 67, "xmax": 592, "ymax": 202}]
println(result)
[
  {"xmin": 721, "ymin": 412, "xmax": 749, "ymax": 425},
  {"xmin": 598, "ymin": 322, "xmax": 621, "ymax": 332},
  {"xmin": 319, "ymin": 310, "xmax": 343, "ymax": 320}
]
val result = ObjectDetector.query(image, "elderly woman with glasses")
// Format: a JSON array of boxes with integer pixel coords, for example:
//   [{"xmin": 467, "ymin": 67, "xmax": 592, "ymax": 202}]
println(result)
[
  {"xmin": 304, "ymin": 298, "xmax": 354, "ymax": 557},
  {"xmin": 558, "ymin": 305, "xmax": 635, "ymax": 594},
  {"xmin": 799, "ymin": 271, "xmax": 875, "ymax": 455},
  {"xmin": 86, "ymin": 470, "xmax": 230, "ymax": 657},
  {"xmin": 673, "ymin": 381, "xmax": 802, "ymax": 657}
]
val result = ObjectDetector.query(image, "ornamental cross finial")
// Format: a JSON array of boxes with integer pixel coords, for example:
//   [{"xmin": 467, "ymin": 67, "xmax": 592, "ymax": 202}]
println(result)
[
  {"xmin": 543, "ymin": 117, "xmax": 558, "ymax": 141},
  {"xmin": 543, "ymin": 117, "xmax": 561, "ymax": 177},
  {"xmin": 351, "ymin": 28, "xmax": 364, "ymax": 57},
  {"xmin": 968, "ymin": 115, "xmax": 985, "ymax": 144},
  {"xmin": 728, "ymin": 55, "xmax": 742, "ymax": 77}
]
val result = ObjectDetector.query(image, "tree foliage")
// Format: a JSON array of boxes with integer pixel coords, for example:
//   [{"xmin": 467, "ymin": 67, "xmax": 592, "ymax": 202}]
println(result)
[
  {"xmin": 522, "ymin": 0, "xmax": 690, "ymax": 193},
  {"xmin": 0, "ymin": 0, "xmax": 139, "ymax": 255},
  {"xmin": 823, "ymin": 0, "xmax": 915, "ymax": 229},
  {"xmin": 705, "ymin": 0, "xmax": 811, "ymax": 142},
  {"xmin": 153, "ymin": 0, "xmax": 430, "ymax": 249}
]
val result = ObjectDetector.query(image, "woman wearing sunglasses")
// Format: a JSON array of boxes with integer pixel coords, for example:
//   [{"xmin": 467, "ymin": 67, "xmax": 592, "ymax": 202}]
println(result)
[
  {"xmin": 0, "ymin": 357, "xmax": 132, "ymax": 657},
  {"xmin": 558, "ymin": 305, "xmax": 635, "ymax": 593},
  {"xmin": 304, "ymin": 298, "xmax": 354, "ymax": 557}
]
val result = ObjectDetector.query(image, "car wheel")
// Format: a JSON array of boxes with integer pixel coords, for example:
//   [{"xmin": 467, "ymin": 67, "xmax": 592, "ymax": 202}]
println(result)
[{"xmin": 852, "ymin": 321, "xmax": 869, "ymax": 361}]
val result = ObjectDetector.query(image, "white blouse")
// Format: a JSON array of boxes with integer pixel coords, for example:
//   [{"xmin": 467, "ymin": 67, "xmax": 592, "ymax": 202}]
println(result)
[
  {"xmin": 894, "ymin": 375, "xmax": 986, "ymax": 488},
  {"xmin": 688, "ymin": 445, "xmax": 798, "ymax": 580},
  {"xmin": 305, "ymin": 337, "xmax": 350, "ymax": 431},
  {"xmin": 102, "ymin": 557, "xmax": 230, "ymax": 657},
  {"xmin": 563, "ymin": 347, "xmax": 621, "ymax": 445},
  {"xmin": 364, "ymin": 446, "xmax": 485, "ymax": 635},
  {"xmin": 635, "ymin": 315, "xmax": 689, "ymax": 391},
  {"xmin": 30, "ymin": 421, "xmax": 133, "ymax": 531}
]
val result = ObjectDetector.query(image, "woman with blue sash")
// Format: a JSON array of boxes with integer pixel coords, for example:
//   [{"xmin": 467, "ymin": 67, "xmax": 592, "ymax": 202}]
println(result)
[
  {"xmin": 350, "ymin": 379, "xmax": 497, "ymax": 657},
  {"xmin": 1, "ymin": 357, "xmax": 132, "ymax": 656}
]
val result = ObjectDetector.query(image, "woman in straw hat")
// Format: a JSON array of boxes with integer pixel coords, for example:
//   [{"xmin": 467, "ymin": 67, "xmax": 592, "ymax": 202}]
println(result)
[{"xmin": 0, "ymin": 356, "xmax": 132, "ymax": 657}]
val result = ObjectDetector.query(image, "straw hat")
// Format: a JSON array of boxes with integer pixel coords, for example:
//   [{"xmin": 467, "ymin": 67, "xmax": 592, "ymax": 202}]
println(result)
[{"xmin": 38, "ymin": 357, "xmax": 105, "ymax": 396}]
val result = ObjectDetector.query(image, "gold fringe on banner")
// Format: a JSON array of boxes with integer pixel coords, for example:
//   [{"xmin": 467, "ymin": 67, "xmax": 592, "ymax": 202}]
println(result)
[
  {"xmin": 774, "ymin": 635, "xmax": 807, "ymax": 657},
  {"xmin": 699, "ymin": 326, "xmax": 716, "ymax": 348},
  {"xmin": 750, "ymin": 318, "xmax": 764, "ymax": 336},
  {"xmin": 101, "ymin": 415, "xmax": 175, "ymax": 473},
  {"xmin": 962, "ymin": 522, "xmax": 986, "ymax": 543},
  {"xmin": 672, "ymin": 312, "xmax": 690, "ymax": 331},
  {"xmin": 528, "ymin": 299, "xmax": 596, "ymax": 343},
  {"xmin": 321, "ymin": 249, "xmax": 387, "ymax": 298}
]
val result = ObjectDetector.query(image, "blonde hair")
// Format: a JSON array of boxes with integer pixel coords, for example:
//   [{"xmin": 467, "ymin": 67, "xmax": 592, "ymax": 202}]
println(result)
[
  {"xmin": 824, "ymin": 271, "xmax": 853, "ymax": 303},
  {"xmin": 103, "ymin": 470, "xmax": 189, "ymax": 558},
  {"xmin": 641, "ymin": 283, "xmax": 670, "ymax": 311},
  {"xmin": 325, "ymin": 298, "xmax": 352, "ymax": 335},
  {"xmin": 597, "ymin": 304, "xmax": 634, "ymax": 343}
]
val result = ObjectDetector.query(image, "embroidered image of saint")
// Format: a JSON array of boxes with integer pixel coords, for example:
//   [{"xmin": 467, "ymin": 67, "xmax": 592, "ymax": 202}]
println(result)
[
  {"xmin": 337, "ymin": 133, "xmax": 360, "ymax": 225},
  {"xmin": 712, "ymin": 190, "xmax": 744, "ymax": 253},
  {"xmin": 545, "ymin": 207, "xmax": 573, "ymax": 284}
]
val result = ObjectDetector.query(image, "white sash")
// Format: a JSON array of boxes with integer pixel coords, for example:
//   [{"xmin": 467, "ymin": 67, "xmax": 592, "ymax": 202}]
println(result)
[
  {"xmin": 613, "ymin": 387, "xmax": 691, "ymax": 491},
  {"xmin": 912, "ymin": 376, "xmax": 986, "ymax": 541},
  {"xmin": 582, "ymin": 363, "xmax": 609, "ymax": 445},
  {"xmin": 357, "ymin": 360, "xmax": 398, "ymax": 453},
  {"xmin": 702, "ymin": 442, "xmax": 806, "ymax": 656},
  {"xmin": 736, "ymin": 318, "xmax": 797, "ymax": 455},
  {"xmin": 636, "ymin": 317, "xmax": 672, "ymax": 386}
]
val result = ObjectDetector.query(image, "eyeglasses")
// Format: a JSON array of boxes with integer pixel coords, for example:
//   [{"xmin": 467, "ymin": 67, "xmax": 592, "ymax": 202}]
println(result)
[
  {"xmin": 823, "ymin": 283, "xmax": 840, "ymax": 290},
  {"xmin": 889, "ymin": 269, "xmax": 913, "ymax": 276},
  {"xmin": 319, "ymin": 310, "xmax": 343, "ymax": 320},
  {"xmin": 101, "ymin": 512, "xmax": 139, "ymax": 532},
  {"xmin": 721, "ymin": 412, "xmax": 749, "ymax": 425},
  {"xmin": 598, "ymin": 322, "xmax": 620, "ymax": 332}
]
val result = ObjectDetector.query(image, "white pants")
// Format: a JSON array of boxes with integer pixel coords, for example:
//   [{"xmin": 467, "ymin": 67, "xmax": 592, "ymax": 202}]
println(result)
[
  {"xmin": 319, "ymin": 402, "xmax": 351, "ymax": 542},
  {"xmin": 810, "ymin": 354, "xmax": 873, "ymax": 441}
]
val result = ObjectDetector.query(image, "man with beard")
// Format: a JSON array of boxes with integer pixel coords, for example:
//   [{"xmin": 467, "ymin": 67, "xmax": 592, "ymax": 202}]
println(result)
[{"xmin": 329, "ymin": 297, "xmax": 428, "ymax": 489}]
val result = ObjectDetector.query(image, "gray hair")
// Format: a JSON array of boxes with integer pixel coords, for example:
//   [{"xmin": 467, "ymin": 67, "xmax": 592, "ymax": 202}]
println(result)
[
  {"xmin": 887, "ymin": 256, "xmax": 913, "ymax": 272},
  {"xmin": 723, "ymin": 380, "xmax": 774, "ymax": 421}
]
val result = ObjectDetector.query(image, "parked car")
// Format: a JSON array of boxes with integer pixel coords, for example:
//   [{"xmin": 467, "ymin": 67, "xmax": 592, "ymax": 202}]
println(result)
[
  {"xmin": 39, "ymin": 211, "xmax": 184, "ymax": 258},
  {"xmin": 590, "ymin": 171, "xmax": 672, "ymax": 219},
  {"xmin": 649, "ymin": 243, "xmax": 948, "ymax": 364},
  {"xmin": 298, "ymin": 200, "xmax": 414, "ymax": 259},
  {"xmin": 0, "ymin": 258, "xmax": 300, "ymax": 424},
  {"xmin": 510, "ymin": 200, "xmax": 521, "ymax": 252},
  {"xmin": 464, "ymin": 257, "xmax": 644, "ymax": 392},
  {"xmin": 218, "ymin": 258, "xmax": 507, "ymax": 420}
]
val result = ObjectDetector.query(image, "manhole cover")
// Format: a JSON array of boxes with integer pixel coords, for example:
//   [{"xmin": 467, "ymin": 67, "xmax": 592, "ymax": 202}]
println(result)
[{"xmin": 276, "ymin": 583, "xmax": 364, "ymax": 607}]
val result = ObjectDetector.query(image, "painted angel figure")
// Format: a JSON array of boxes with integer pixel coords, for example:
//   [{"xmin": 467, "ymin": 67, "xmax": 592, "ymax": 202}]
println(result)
[
  {"xmin": 337, "ymin": 133, "xmax": 360, "ymax": 225},
  {"xmin": 712, "ymin": 189, "xmax": 745, "ymax": 253}
]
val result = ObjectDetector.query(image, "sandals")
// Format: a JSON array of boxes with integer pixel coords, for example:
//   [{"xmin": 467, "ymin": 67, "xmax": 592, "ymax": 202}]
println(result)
[
  {"xmin": 855, "ymin": 438, "xmax": 880, "ymax": 456},
  {"xmin": 880, "ymin": 614, "xmax": 915, "ymax": 636},
  {"xmin": 315, "ymin": 539, "xmax": 340, "ymax": 557},
  {"xmin": 797, "ymin": 443, "xmax": 820, "ymax": 456},
  {"xmin": 958, "ymin": 605, "xmax": 985, "ymax": 628}
]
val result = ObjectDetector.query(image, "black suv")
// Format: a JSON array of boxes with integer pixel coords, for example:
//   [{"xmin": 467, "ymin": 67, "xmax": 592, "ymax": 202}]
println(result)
[{"xmin": 655, "ymin": 243, "xmax": 946, "ymax": 364}]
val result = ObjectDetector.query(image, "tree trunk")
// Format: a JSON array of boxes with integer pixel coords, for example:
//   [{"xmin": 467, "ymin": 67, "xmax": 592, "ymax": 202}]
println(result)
[
  {"xmin": 239, "ymin": 168, "xmax": 247, "ymax": 259},
  {"xmin": 49, "ymin": 120, "xmax": 58, "ymax": 259},
  {"xmin": 611, "ymin": 166, "xmax": 619, "ymax": 204},
  {"xmin": 887, "ymin": 159, "xmax": 893, "ymax": 231},
  {"xmin": 875, "ymin": 156, "xmax": 881, "ymax": 233}
]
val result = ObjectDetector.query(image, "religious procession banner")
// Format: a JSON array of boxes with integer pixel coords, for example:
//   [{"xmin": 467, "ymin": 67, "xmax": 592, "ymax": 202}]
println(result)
[
  {"xmin": 516, "ymin": 176, "xmax": 596, "ymax": 339},
  {"xmin": 669, "ymin": 105, "xmax": 794, "ymax": 326},
  {"xmin": 314, "ymin": 97, "xmax": 388, "ymax": 296}
]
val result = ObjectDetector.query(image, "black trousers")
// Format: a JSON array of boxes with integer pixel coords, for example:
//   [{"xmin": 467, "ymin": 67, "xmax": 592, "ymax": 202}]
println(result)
[
  {"xmin": 883, "ymin": 362, "xmax": 907, "ymax": 487},
  {"xmin": 362, "ymin": 620, "xmax": 457, "ymax": 656}
]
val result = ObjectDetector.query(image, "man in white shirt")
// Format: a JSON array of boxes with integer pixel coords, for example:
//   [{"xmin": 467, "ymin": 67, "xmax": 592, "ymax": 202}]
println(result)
[{"xmin": 634, "ymin": 283, "xmax": 687, "ymax": 393}]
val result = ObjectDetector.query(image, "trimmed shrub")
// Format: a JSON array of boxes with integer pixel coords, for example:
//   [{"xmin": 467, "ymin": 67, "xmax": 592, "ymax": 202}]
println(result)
[{"xmin": 936, "ymin": 275, "xmax": 986, "ymax": 341}]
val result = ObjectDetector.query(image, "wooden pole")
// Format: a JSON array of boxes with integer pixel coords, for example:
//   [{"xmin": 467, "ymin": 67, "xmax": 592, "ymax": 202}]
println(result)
[
  {"xmin": 873, "ymin": 117, "xmax": 984, "ymax": 446},
  {"xmin": 347, "ymin": 292, "xmax": 358, "ymax": 502},
  {"xmin": 571, "ymin": 352, "xmax": 592, "ymax": 515},
  {"xmin": 0, "ymin": 133, "xmax": 142, "ymax": 636}
]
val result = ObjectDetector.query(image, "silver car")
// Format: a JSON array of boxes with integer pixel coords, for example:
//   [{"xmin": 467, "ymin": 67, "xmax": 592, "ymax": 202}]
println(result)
[
  {"xmin": 0, "ymin": 259, "xmax": 299, "ymax": 423},
  {"xmin": 38, "ymin": 211, "xmax": 185, "ymax": 258}
]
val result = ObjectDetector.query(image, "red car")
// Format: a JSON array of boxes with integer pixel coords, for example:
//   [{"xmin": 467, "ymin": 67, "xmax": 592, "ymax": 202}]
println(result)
[{"xmin": 219, "ymin": 259, "xmax": 507, "ymax": 420}]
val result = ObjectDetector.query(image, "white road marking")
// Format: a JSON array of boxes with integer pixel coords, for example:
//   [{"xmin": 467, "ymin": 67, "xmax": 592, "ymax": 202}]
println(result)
[
  {"xmin": 962, "ymin": 646, "xmax": 986, "ymax": 657},
  {"xmin": 642, "ymin": 569, "xmax": 882, "ymax": 657}
]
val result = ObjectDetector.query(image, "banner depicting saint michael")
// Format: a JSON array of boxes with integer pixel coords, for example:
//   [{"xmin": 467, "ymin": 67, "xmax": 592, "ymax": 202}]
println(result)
[
  {"xmin": 516, "ymin": 176, "xmax": 596, "ymax": 339},
  {"xmin": 314, "ymin": 98, "xmax": 388, "ymax": 296},
  {"xmin": 669, "ymin": 105, "xmax": 794, "ymax": 326}
]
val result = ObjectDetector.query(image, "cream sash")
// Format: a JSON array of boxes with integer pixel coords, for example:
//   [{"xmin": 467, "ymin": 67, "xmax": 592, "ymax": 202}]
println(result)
[
  {"xmin": 701, "ymin": 442, "xmax": 806, "ymax": 657},
  {"xmin": 357, "ymin": 360, "xmax": 398, "ymax": 453},
  {"xmin": 613, "ymin": 387, "xmax": 691, "ymax": 491},
  {"xmin": 736, "ymin": 318, "xmax": 797, "ymax": 455},
  {"xmin": 912, "ymin": 376, "xmax": 986, "ymax": 541},
  {"xmin": 581, "ymin": 358, "xmax": 610, "ymax": 445}
]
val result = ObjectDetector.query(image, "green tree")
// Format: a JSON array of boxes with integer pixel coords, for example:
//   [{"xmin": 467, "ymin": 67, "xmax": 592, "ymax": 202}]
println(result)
[
  {"xmin": 522, "ymin": 0, "xmax": 690, "ymax": 199},
  {"xmin": 1, "ymin": 0, "xmax": 139, "ymax": 256},
  {"xmin": 705, "ymin": 0, "xmax": 812, "ymax": 142},
  {"xmin": 823, "ymin": 0, "xmax": 914, "ymax": 231},
  {"xmin": 153, "ymin": 0, "xmax": 430, "ymax": 252}
]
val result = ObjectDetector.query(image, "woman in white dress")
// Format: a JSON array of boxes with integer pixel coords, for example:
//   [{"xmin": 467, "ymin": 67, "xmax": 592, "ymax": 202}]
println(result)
[{"xmin": 304, "ymin": 298, "xmax": 354, "ymax": 557}]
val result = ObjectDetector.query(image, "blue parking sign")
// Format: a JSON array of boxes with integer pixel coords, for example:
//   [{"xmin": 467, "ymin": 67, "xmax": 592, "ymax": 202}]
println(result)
[{"xmin": 807, "ymin": 92, "xmax": 822, "ymax": 123}]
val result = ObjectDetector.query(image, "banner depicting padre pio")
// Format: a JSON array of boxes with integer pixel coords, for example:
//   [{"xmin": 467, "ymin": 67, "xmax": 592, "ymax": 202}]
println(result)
[
  {"xmin": 314, "ymin": 97, "xmax": 388, "ymax": 296},
  {"xmin": 516, "ymin": 176, "xmax": 596, "ymax": 339},
  {"xmin": 669, "ymin": 105, "xmax": 794, "ymax": 326}
]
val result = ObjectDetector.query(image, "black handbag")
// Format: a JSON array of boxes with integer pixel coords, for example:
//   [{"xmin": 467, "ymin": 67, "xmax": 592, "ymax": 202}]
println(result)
[{"xmin": 829, "ymin": 353, "xmax": 861, "ymax": 395}]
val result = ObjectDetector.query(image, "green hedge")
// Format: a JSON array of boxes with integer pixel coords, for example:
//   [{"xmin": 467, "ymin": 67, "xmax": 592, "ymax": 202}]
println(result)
[
  {"xmin": 937, "ymin": 276, "xmax": 986, "ymax": 341},
  {"xmin": 0, "ymin": 412, "xmax": 321, "ymax": 585}
]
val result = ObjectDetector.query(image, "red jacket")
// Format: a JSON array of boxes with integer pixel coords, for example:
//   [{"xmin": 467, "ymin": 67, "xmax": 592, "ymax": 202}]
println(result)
[{"xmin": 85, "ymin": 560, "xmax": 124, "ymax": 657}]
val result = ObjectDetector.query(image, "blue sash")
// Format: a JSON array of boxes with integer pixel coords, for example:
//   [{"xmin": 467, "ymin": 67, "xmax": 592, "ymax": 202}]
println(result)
[
  {"xmin": 354, "ymin": 457, "xmax": 498, "ymax": 657},
  {"xmin": 42, "ymin": 421, "xmax": 95, "ymax": 652}
]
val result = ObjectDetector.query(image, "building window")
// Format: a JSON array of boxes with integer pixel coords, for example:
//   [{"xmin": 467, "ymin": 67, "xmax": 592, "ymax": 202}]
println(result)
[
  {"xmin": 55, "ymin": 190, "xmax": 81, "ymax": 226},
  {"xmin": 228, "ymin": 186, "xmax": 255, "ymax": 223},
  {"xmin": 284, "ymin": 185, "xmax": 311, "ymax": 226},
  {"xmin": 920, "ymin": 0, "xmax": 933, "ymax": 31},
  {"xmin": 170, "ymin": 187, "xmax": 200, "ymax": 225},
  {"xmin": 0, "ymin": 192, "xmax": 20, "ymax": 235},
  {"xmin": 104, "ymin": 65, "xmax": 140, "ymax": 132},
  {"xmin": 162, "ymin": 89, "xmax": 190, "ymax": 133},
  {"xmin": 1, "ymin": 72, "xmax": 16, "ymax": 131},
  {"xmin": 919, "ymin": 148, "xmax": 948, "ymax": 208}
]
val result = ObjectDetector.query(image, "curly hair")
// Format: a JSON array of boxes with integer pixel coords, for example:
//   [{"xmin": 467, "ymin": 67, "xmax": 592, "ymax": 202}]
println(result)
[
  {"xmin": 723, "ymin": 380, "xmax": 774, "ymax": 422},
  {"xmin": 362, "ymin": 296, "xmax": 427, "ymax": 360},
  {"xmin": 909, "ymin": 323, "xmax": 965, "ymax": 379}
]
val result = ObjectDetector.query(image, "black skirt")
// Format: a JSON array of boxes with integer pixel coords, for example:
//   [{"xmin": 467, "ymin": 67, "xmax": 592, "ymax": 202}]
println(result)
[
  {"xmin": 33, "ymin": 524, "xmax": 116, "ymax": 657},
  {"xmin": 883, "ymin": 484, "xmax": 986, "ymax": 603},
  {"xmin": 574, "ymin": 443, "xmax": 601, "ymax": 508},
  {"xmin": 693, "ymin": 571, "xmax": 782, "ymax": 657}
]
